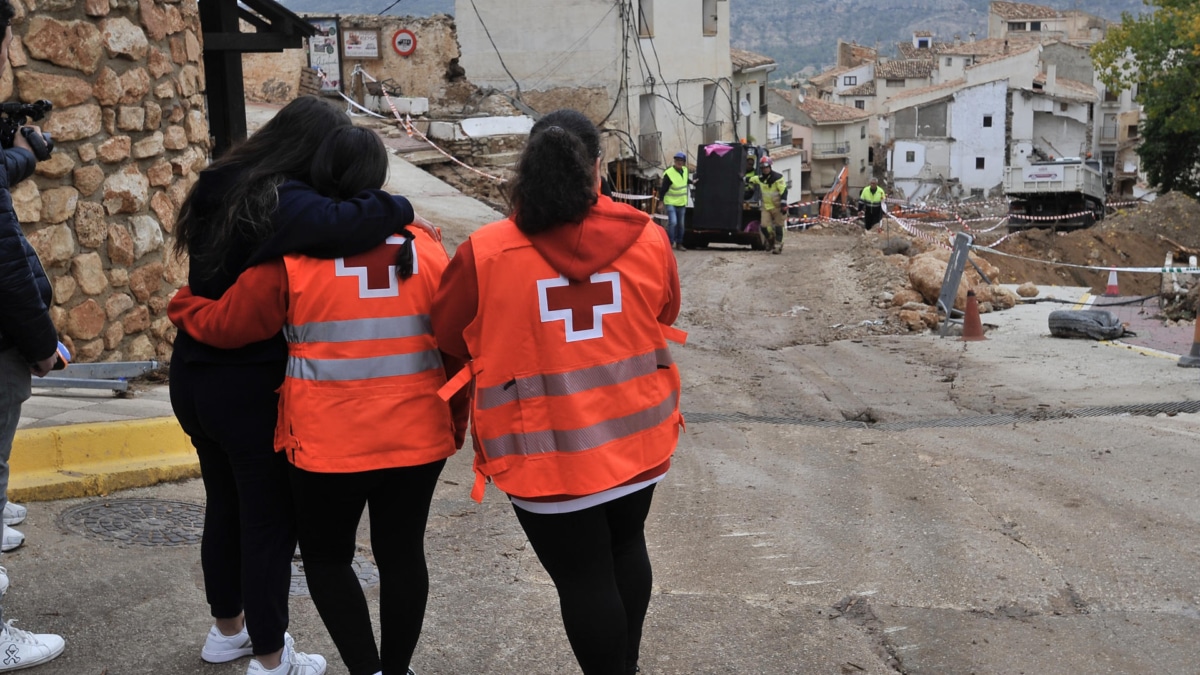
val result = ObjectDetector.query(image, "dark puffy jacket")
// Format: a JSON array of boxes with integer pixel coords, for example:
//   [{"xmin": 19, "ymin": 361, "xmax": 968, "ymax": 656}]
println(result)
[{"xmin": 0, "ymin": 146, "xmax": 55, "ymax": 362}]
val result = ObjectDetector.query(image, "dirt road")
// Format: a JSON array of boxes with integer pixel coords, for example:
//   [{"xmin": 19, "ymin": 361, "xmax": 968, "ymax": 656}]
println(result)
[{"xmin": 627, "ymin": 232, "xmax": 1200, "ymax": 674}]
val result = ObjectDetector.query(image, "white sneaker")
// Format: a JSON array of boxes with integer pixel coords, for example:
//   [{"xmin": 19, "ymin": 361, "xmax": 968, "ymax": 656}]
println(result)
[
  {"xmin": 201, "ymin": 623, "xmax": 253, "ymax": 663},
  {"xmin": 0, "ymin": 620, "xmax": 65, "ymax": 671},
  {"xmin": 2, "ymin": 504, "xmax": 25, "ymax": 527},
  {"xmin": 1, "ymin": 527, "xmax": 23, "ymax": 553},
  {"xmin": 245, "ymin": 640, "xmax": 325, "ymax": 675}
]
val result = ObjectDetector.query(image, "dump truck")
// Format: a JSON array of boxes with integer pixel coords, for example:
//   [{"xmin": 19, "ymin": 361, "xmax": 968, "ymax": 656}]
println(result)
[
  {"xmin": 1004, "ymin": 157, "xmax": 1107, "ymax": 230},
  {"xmin": 682, "ymin": 142, "xmax": 772, "ymax": 250}
]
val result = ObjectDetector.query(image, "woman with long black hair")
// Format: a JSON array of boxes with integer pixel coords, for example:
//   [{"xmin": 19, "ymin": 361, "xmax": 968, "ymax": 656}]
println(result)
[
  {"xmin": 170, "ymin": 96, "xmax": 428, "ymax": 675},
  {"xmin": 432, "ymin": 109, "xmax": 684, "ymax": 675},
  {"xmin": 170, "ymin": 125, "xmax": 466, "ymax": 675}
]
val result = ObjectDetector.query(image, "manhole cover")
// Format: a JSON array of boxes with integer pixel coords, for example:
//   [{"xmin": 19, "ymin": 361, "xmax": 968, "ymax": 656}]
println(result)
[
  {"xmin": 58, "ymin": 498, "xmax": 205, "ymax": 547},
  {"xmin": 290, "ymin": 554, "xmax": 378, "ymax": 596}
]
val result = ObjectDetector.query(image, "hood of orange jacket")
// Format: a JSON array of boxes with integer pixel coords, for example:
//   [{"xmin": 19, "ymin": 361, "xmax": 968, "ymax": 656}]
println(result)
[{"xmin": 526, "ymin": 195, "xmax": 653, "ymax": 283}]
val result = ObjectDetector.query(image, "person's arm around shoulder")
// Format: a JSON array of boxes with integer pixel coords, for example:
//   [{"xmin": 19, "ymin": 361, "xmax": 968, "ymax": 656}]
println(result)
[
  {"xmin": 168, "ymin": 260, "xmax": 289, "ymax": 349},
  {"xmin": 251, "ymin": 181, "xmax": 417, "ymax": 264}
]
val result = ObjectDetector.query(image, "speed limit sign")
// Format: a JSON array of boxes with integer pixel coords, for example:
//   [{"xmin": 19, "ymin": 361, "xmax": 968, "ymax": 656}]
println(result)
[{"xmin": 392, "ymin": 29, "xmax": 417, "ymax": 56}]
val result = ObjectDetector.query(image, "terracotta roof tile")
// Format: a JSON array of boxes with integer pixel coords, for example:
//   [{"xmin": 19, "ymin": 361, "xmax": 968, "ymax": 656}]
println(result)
[
  {"xmin": 991, "ymin": 1, "xmax": 1061, "ymax": 20},
  {"xmin": 809, "ymin": 65, "xmax": 853, "ymax": 89},
  {"xmin": 842, "ymin": 80, "xmax": 876, "ymax": 96},
  {"xmin": 731, "ymin": 48, "xmax": 776, "ymax": 71},
  {"xmin": 913, "ymin": 30, "xmax": 934, "ymax": 37},
  {"xmin": 798, "ymin": 96, "xmax": 870, "ymax": 124},
  {"xmin": 875, "ymin": 59, "xmax": 936, "ymax": 79},
  {"xmin": 936, "ymin": 37, "xmax": 1013, "ymax": 57}
]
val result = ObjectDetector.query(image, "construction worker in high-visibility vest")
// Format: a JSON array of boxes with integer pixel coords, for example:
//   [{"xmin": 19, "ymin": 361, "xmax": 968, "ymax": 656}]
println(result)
[
  {"xmin": 660, "ymin": 151, "xmax": 692, "ymax": 251},
  {"xmin": 747, "ymin": 156, "xmax": 788, "ymax": 254},
  {"xmin": 858, "ymin": 177, "xmax": 886, "ymax": 230}
]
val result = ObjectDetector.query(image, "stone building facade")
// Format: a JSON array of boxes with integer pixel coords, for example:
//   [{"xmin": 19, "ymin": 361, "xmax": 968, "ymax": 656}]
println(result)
[
  {"xmin": 242, "ymin": 15, "xmax": 463, "ymax": 106},
  {"xmin": 8, "ymin": 0, "xmax": 209, "ymax": 364}
]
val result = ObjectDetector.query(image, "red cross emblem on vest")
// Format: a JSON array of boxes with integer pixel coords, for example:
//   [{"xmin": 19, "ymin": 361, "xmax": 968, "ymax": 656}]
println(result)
[
  {"xmin": 335, "ymin": 234, "xmax": 414, "ymax": 298},
  {"xmin": 537, "ymin": 272, "xmax": 622, "ymax": 342}
]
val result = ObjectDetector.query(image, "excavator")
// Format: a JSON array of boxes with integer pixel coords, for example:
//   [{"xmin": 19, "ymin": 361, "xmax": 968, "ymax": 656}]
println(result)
[{"xmin": 819, "ymin": 166, "xmax": 851, "ymax": 220}]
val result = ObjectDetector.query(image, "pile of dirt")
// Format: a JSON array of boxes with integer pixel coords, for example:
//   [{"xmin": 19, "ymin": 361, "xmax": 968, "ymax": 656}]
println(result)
[{"xmin": 976, "ymin": 192, "xmax": 1200, "ymax": 297}]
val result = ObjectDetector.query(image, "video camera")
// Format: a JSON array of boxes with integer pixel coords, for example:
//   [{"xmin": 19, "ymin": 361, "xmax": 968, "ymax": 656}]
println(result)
[{"xmin": 0, "ymin": 99, "xmax": 54, "ymax": 161}]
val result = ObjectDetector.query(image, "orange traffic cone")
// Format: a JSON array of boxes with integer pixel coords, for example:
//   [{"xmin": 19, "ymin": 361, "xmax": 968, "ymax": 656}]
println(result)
[
  {"xmin": 1179, "ymin": 316, "xmax": 1200, "ymax": 367},
  {"xmin": 961, "ymin": 290, "xmax": 986, "ymax": 341},
  {"xmin": 1104, "ymin": 270, "xmax": 1120, "ymax": 297}
]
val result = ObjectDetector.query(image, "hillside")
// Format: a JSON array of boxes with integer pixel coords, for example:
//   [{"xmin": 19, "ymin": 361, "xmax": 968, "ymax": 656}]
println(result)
[{"xmin": 275, "ymin": 0, "xmax": 1149, "ymax": 78}]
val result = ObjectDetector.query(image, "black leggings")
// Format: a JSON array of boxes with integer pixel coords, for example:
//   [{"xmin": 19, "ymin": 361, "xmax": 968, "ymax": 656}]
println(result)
[
  {"xmin": 513, "ymin": 485, "xmax": 657, "ymax": 675},
  {"xmin": 289, "ymin": 460, "xmax": 446, "ymax": 675},
  {"xmin": 170, "ymin": 359, "xmax": 294, "ymax": 656}
]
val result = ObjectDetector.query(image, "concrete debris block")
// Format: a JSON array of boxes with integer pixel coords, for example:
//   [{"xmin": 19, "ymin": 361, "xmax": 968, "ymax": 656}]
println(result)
[{"xmin": 1016, "ymin": 282, "xmax": 1040, "ymax": 298}]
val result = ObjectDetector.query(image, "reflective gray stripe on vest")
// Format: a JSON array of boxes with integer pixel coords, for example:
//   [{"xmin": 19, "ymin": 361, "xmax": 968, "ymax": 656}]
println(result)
[
  {"xmin": 287, "ymin": 349, "xmax": 443, "ymax": 381},
  {"xmin": 482, "ymin": 390, "xmax": 678, "ymax": 459},
  {"xmin": 476, "ymin": 348, "xmax": 674, "ymax": 411},
  {"xmin": 283, "ymin": 315, "xmax": 432, "ymax": 344}
]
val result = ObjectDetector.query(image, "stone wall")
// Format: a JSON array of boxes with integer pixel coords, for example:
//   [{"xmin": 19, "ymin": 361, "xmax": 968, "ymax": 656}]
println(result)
[
  {"xmin": 242, "ymin": 14, "xmax": 461, "ymax": 106},
  {"xmin": 9, "ymin": 0, "xmax": 208, "ymax": 363}
]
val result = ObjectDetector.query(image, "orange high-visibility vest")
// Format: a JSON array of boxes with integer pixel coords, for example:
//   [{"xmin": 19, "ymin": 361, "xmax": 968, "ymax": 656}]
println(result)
[
  {"xmin": 277, "ymin": 230, "xmax": 456, "ymax": 473},
  {"xmin": 457, "ymin": 217, "xmax": 684, "ymax": 501}
]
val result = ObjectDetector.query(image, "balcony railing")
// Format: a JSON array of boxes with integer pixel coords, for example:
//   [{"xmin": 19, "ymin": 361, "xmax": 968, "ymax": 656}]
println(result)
[
  {"xmin": 638, "ymin": 132, "xmax": 662, "ymax": 167},
  {"xmin": 702, "ymin": 122, "xmax": 722, "ymax": 145},
  {"xmin": 1100, "ymin": 124, "xmax": 1118, "ymax": 142},
  {"xmin": 812, "ymin": 141, "xmax": 851, "ymax": 157}
]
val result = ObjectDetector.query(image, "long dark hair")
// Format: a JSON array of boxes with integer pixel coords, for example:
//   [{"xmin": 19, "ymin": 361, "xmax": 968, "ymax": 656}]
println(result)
[
  {"xmin": 173, "ymin": 96, "xmax": 352, "ymax": 278},
  {"xmin": 310, "ymin": 126, "xmax": 415, "ymax": 280},
  {"xmin": 508, "ymin": 109, "xmax": 600, "ymax": 235},
  {"xmin": 0, "ymin": 0, "xmax": 14, "ymax": 28}
]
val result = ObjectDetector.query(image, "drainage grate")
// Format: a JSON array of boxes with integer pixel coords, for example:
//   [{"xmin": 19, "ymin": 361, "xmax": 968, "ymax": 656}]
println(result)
[
  {"xmin": 684, "ymin": 400, "xmax": 1200, "ymax": 432},
  {"xmin": 290, "ymin": 555, "xmax": 379, "ymax": 596},
  {"xmin": 58, "ymin": 498, "xmax": 205, "ymax": 547}
]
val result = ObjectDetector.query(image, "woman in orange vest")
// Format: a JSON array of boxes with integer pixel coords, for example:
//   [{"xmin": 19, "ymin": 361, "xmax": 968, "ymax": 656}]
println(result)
[
  {"xmin": 432, "ymin": 109, "xmax": 684, "ymax": 675},
  {"xmin": 170, "ymin": 126, "xmax": 467, "ymax": 675}
]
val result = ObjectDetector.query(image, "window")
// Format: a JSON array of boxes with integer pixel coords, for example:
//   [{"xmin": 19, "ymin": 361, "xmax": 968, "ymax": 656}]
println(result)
[
  {"xmin": 1030, "ymin": 21, "xmax": 1041, "ymax": 31},
  {"xmin": 1060, "ymin": 102, "xmax": 1069, "ymax": 112},
  {"xmin": 905, "ymin": 151, "xmax": 916, "ymax": 162},
  {"xmin": 1008, "ymin": 21, "xmax": 1026, "ymax": 31},
  {"xmin": 844, "ymin": 76, "xmax": 857, "ymax": 86},
  {"xmin": 917, "ymin": 38, "xmax": 930, "ymax": 48},
  {"xmin": 702, "ymin": 0, "xmax": 717, "ymax": 35},
  {"xmin": 970, "ymin": 188, "xmax": 984, "ymax": 197},
  {"xmin": 983, "ymin": 115, "xmax": 992, "ymax": 128},
  {"xmin": 759, "ymin": 83, "xmax": 767, "ymax": 114},
  {"xmin": 1103, "ymin": 88, "xmax": 1119, "ymax": 103},
  {"xmin": 975, "ymin": 157, "xmax": 985, "ymax": 169},
  {"xmin": 945, "ymin": 57, "xmax": 953, "ymax": 66},
  {"xmin": 1127, "ymin": 124, "xmax": 1139, "ymax": 139},
  {"xmin": 638, "ymin": 0, "xmax": 654, "ymax": 37},
  {"xmin": 855, "ymin": 100, "xmax": 865, "ymax": 109},
  {"xmin": 860, "ymin": 125, "xmax": 866, "ymax": 139},
  {"xmin": 886, "ymin": 79, "xmax": 904, "ymax": 88}
]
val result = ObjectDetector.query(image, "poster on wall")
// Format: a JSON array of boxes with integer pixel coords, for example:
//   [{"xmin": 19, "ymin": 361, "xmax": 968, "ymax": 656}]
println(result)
[
  {"xmin": 343, "ymin": 29, "xmax": 380, "ymax": 60},
  {"xmin": 307, "ymin": 18, "xmax": 341, "ymax": 92}
]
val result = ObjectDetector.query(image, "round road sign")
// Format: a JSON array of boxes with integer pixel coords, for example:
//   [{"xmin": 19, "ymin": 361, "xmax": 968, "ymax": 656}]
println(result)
[{"xmin": 392, "ymin": 29, "xmax": 417, "ymax": 57}]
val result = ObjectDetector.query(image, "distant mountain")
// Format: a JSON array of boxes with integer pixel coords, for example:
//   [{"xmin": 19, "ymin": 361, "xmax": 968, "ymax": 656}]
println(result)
[{"xmin": 276, "ymin": 0, "xmax": 1150, "ymax": 79}]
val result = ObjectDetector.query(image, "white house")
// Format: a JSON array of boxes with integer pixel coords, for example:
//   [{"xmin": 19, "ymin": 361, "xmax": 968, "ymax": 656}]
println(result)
[{"xmin": 455, "ymin": 0, "xmax": 740, "ymax": 181}]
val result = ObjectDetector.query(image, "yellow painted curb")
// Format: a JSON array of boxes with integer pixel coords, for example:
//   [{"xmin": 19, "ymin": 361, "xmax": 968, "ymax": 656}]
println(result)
[{"xmin": 10, "ymin": 417, "xmax": 198, "ymax": 502}]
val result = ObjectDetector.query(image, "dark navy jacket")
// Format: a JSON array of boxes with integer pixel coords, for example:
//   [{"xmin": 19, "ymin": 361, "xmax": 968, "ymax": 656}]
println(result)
[
  {"xmin": 172, "ymin": 164, "xmax": 415, "ymax": 365},
  {"xmin": 0, "ymin": 146, "xmax": 55, "ymax": 362}
]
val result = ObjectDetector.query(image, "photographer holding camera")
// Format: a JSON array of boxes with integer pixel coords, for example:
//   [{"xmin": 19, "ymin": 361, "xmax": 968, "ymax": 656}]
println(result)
[{"xmin": 0, "ymin": 1, "xmax": 67, "ymax": 670}]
